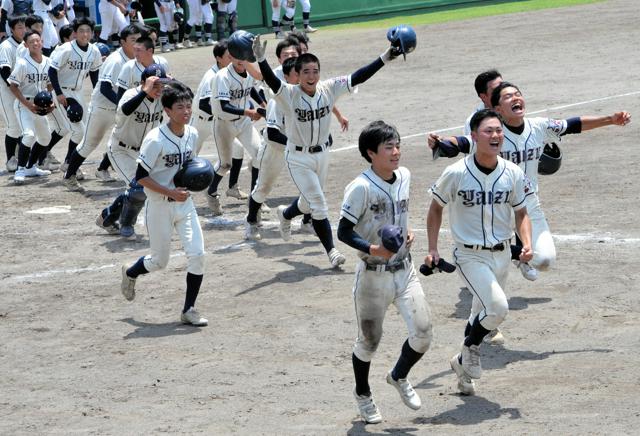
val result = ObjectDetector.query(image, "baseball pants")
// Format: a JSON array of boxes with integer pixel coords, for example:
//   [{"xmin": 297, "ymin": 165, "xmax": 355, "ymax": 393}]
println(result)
[
  {"xmin": 187, "ymin": 0, "xmax": 214, "ymax": 26},
  {"xmin": 33, "ymin": 9, "xmax": 59, "ymax": 49},
  {"xmin": 154, "ymin": 1, "xmax": 177, "ymax": 32},
  {"xmin": 217, "ymin": 0, "xmax": 237, "ymax": 13},
  {"xmin": 56, "ymin": 89, "xmax": 87, "ymax": 144},
  {"xmin": 189, "ymin": 112, "xmax": 244, "ymax": 158},
  {"xmin": 107, "ymin": 137, "xmax": 138, "ymax": 184},
  {"xmin": 0, "ymin": 85, "xmax": 21, "ymax": 138},
  {"xmin": 453, "ymin": 244, "xmax": 511, "ymax": 331},
  {"xmin": 77, "ymin": 105, "xmax": 116, "ymax": 159},
  {"xmin": 352, "ymin": 260, "xmax": 432, "ymax": 362},
  {"xmin": 284, "ymin": 144, "xmax": 330, "ymax": 220},
  {"xmin": 212, "ymin": 117, "xmax": 259, "ymax": 175},
  {"xmin": 284, "ymin": 0, "xmax": 311, "ymax": 15},
  {"xmin": 143, "ymin": 196, "xmax": 205, "ymax": 275},
  {"xmin": 99, "ymin": 1, "xmax": 128, "ymax": 40},
  {"xmin": 46, "ymin": 104, "xmax": 71, "ymax": 137},
  {"xmin": 251, "ymin": 139, "xmax": 285, "ymax": 204},
  {"xmin": 15, "ymin": 100, "xmax": 51, "ymax": 148}
]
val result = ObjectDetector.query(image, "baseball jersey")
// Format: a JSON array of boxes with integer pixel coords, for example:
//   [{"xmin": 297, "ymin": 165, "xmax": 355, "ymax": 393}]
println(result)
[
  {"xmin": 137, "ymin": 124, "xmax": 197, "ymax": 200},
  {"xmin": 341, "ymin": 166, "xmax": 411, "ymax": 263},
  {"xmin": 49, "ymin": 40, "xmax": 102, "ymax": 90},
  {"xmin": 429, "ymin": 155, "xmax": 531, "ymax": 247},
  {"xmin": 0, "ymin": 36, "xmax": 21, "ymax": 89},
  {"xmin": 196, "ymin": 63, "xmax": 219, "ymax": 112},
  {"xmin": 116, "ymin": 56, "xmax": 170, "ymax": 90},
  {"xmin": 90, "ymin": 47, "xmax": 132, "ymax": 109},
  {"xmin": 112, "ymin": 86, "xmax": 163, "ymax": 148},
  {"xmin": 15, "ymin": 43, "xmax": 27, "ymax": 60},
  {"xmin": 261, "ymin": 65, "xmax": 285, "ymax": 101},
  {"xmin": 463, "ymin": 102, "xmax": 486, "ymax": 135},
  {"xmin": 213, "ymin": 64, "xmax": 258, "ymax": 120},
  {"xmin": 265, "ymin": 98, "xmax": 285, "ymax": 133},
  {"xmin": 32, "ymin": 0, "xmax": 53, "ymax": 12},
  {"xmin": 274, "ymin": 75, "xmax": 354, "ymax": 147},
  {"xmin": 8, "ymin": 54, "xmax": 51, "ymax": 97}
]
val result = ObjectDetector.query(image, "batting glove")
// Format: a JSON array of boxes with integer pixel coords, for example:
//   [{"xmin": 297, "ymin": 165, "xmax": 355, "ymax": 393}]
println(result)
[
  {"xmin": 252, "ymin": 34, "xmax": 267, "ymax": 62},
  {"xmin": 380, "ymin": 46, "xmax": 399, "ymax": 63}
]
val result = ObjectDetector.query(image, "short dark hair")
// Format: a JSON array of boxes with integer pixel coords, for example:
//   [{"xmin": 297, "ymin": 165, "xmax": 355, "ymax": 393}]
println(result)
[
  {"xmin": 120, "ymin": 25, "xmax": 142, "ymax": 41},
  {"xmin": 213, "ymin": 39, "xmax": 228, "ymax": 58},
  {"xmin": 59, "ymin": 24, "xmax": 73, "ymax": 42},
  {"xmin": 282, "ymin": 57, "xmax": 297, "ymax": 76},
  {"xmin": 9, "ymin": 15, "xmax": 27, "ymax": 29},
  {"xmin": 275, "ymin": 38, "xmax": 300, "ymax": 58},
  {"xmin": 474, "ymin": 69, "xmax": 502, "ymax": 96},
  {"xmin": 25, "ymin": 15, "xmax": 44, "ymax": 28},
  {"xmin": 358, "ymin": 120, "xmax": 401, "ymax": 163},
  {"xmin": 490, "ymin": 81, "xmax": 520, "ymax": 108},
  {"xmin": 161, "ymin": 81, "xmax": 194, "ymax": 108},
  {"xmin": 295, "ymin": 53, "xmax": 319, "ymax": 73},
  {"xmin": 72, "ymin": 17, "xmax": 95, "ymax": 32},
  {"xmin": 288, "ymin": 30, "xmax": 309, "ymax": 45},
  {"xmin": 23, "ymin": 29, "xmax": 41, "ymax": 43},
  {"xmin": 135, "ymin": 36, "xmax": 155, "ymax": 51},
  {"xmin": 469, "ymin": 109, "xmax": 503, "ymax": 132}
]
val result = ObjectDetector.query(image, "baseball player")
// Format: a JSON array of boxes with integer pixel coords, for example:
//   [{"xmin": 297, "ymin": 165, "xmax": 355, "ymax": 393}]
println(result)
[
  {"xmin": 153, "ymin": 0, "xmax": 180, "ymax": 53},
  {"xmin": 184, "ymin": 0, "xmax": 215, "ymax": 48},
  {"xmin": 96, "ymin": 64, "xmax": 166, "ymax": 239},
  {"xmin": 215, "ymin": 0, "xmax": 237, "ymax": 42},
  {"xmin": 0, "ymin": 14, "xmax": 26, "ymax": 172},
  {"xmin": 206, "ymin": 51, "xmax": 266, "ymax": 216},
  {"xmin": 0, "ymin": 0, "xmax": 32, "ymax": 38},
  {"xmin": 116, "ymin": 35, "xmax": 170, "ymax": 96},
  {"xmin": 48, "ymin": 17, "xmax": 102, "ymax": 178},
  {"xmin": 120, "ymin": 81, "xmax": 208, "ymax": 327},
  {"xmin": 278, "ymin": 0, "xmax": 317, "ymax": 37},
  {"xmin": 62, "ymin": 24, "xmax": 141, "ymax": 191},
  {"xmin": 97, "ymin": 0, "xmax": 128, "ymax": 49},
  {"xmin": 8, "ymin": 30, "xmax": 54, "ymax": 184},
  {"xmin": 338, "ymin": 120, "xmax": 432, "ymax": 424},
  {"xmin": 463, "ymin": 69, "xmax": 503, "ymax": 136},
  {"xmin": 253, "ymin": 35, "xmax": 399, "ymax": 267},
  {"xmin": 50, "ymin": 1, "xmax": 75, "ymax": 33},
  {"xmin": 427, "ymin": 109, "xmax": 533, "ymax": 396},
  {"xmin": 190, "ymin": 40, "xmax": 247, "ymax": 199}
]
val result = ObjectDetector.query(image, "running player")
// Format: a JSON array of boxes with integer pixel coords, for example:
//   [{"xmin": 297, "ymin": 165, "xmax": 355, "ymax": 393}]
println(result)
[
  {"xmin": 97, "ymin": 0, "xmax": 128, "ymax": 48},
  {"xmin": 116, "ymin": 35, "xmax": 170, "ymax": 95},
  {"xmin": 339, "ymin": 120, "xmax": 432, "ymax": 424},
  {"xmin": 183, "ymin": 0, "xmax": 215, "ymax": 48},
  {"xmin": 120, "ymin": 81, "xmax": 208, "ymax": 327}
]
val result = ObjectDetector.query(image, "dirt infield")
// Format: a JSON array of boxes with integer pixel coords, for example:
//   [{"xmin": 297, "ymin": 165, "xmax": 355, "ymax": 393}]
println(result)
[{"xmin": 2, "ymin": 0, "xmax": 639, "ymax": 434}]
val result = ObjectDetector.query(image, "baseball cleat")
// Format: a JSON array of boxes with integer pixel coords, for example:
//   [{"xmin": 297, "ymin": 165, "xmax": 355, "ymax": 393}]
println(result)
[
  {"xmin": 6, "ymin": 155, "xmax": 18, "ymax": 172},
  {"xmin": 483, "ymin": 329, "xmax": 505, "ymax": 345},
  {"xmin": 42, "ymin": 156, "xmax": 60, "ymax": 172},
  {"xmin": 274, "ymin": 31, "xmax": 285, "ymax": 39},
  {"xmin": 181, "ymin": 307, "xmax": 208, "ymax": 326},
  {"xmin": 353, "ymin": 388, "xmax": 382, "ymax": 424},
  {"xmin": 76, "ymin": 167, "xmax": 86, "ymax": 180},
  {"xmin": 226, "ymin": 185, "xmax": 248, "ymax": 200},
  {"xmin": 96, "ymin": 212, "xmax": 120, "ymax": 235},
  {"xmin": 121, "ymin": 264, "xmax": 136, "ymax": 301},
  {"xmin": 23, "ymin": 165, "xmax": 51, "ymax": 177},
  {"xmin": 207, "ymin": 193, "xmax": 223, "ymax": 216},
  {"xmin": 299, "ymin": 221, "xmax": 315, "ymax": 235},
  {"xmin": 13, "ymin": 167, "xmax": 26, "ymax": 184},
  {"xmin": 174, "ymin": 42, "xmax": 185, "ymax": 50},
  {"xmin": 204, "ymin": 39, "xmax": 215, "ymax": 46},
  {"xmin": 328, "ymin": 248, "xmax": 346, "ymax": 268},
  {"xmin": 120, "ymin": 225, "xmax": 136, "ymax": 240},
  {"xmin": 304, "ymin": 25, "xmax": 318, "ymax": 33},
  {"xmin": 260, "ymin": 203, "xmax": 271, "ymax": 214},
  {"xmin": 95, "ymin": 169, "xmax": 115, "ymax": 182},
  {"xmin": 461, "ymin": 343, "xmax": 482, "ymax": 379},
  {"xmin": 183, "ymin": 40, "xmax": 194, "ymax": 49},
  {"xmin": 276, "ymin": 205, "xmax": 292, "ymax": 241},
  {"xmin": 244, "ymin": 221, "xmax": 262, "ymax": 241},
  {"xmin": 47, "ymin": 152, "xmax": 61, "ymax": 165},
  {"xmin": 161, "ymin": 45, "xmax": 172, "ymax": 53},
  {"xmin": 450, "ymin": 353, "xmax": 476, "ymax": 395},
  {"xmin": 386, "ymin": 371, "xmax": 421, "ymax": 410},
  {"xmin": 514, "ymin": 260, "xmax": 538, "ymax": 281},
  {"xmin": 63, "ymin": 175, "xmax": 85, "ymax": 193}
]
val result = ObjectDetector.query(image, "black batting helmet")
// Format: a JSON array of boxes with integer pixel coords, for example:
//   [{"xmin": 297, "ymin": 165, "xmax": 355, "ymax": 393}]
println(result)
[
  {"xmin": 174, "ymin": 11, "xmax": 185, "ymax": 25},
  {"xmin": 228, "ymin": 30, "xmax": 256, "ymax": 62},
  {"xmin": 173, "ymin": 158, "xmax": 215, "ymax": 192},
  {"xmin": 65, "ymin": 97, "xmax": 83, "ymax": 123},
  {"xmin": 34, "ymin": 91, "xmax": 53, "ymax": 116},
  {"xmin": 386, "ymin": 25, "xmax": 417, "ymax": 60},
  {"xmin": 538, "ymin": 143, "xmax": 562, "ymax": 175},
  {"xmin": 51, "ymin": 3, "xmax": 65, "ymax": 19}
]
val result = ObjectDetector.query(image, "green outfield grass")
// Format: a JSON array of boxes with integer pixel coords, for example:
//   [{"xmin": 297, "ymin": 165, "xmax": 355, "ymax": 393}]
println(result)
[{"xmin": 322, "ymin": 0, "xmax": 603, "ymax": 30}]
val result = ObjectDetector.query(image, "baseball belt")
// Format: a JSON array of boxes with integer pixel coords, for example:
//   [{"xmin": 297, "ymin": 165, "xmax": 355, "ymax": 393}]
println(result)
[
  {"xmin": 365, "ymin": 254, "xmax": 411, "ymax": 273},
  {"xmin": 462, "ymin": 242, "xmax": 507, "ymax": 252},
  {"xmin": 295, "ymin": 139, "xmax": 332, "ymax": 154},
  {"xmin": 118, "ymin": 141, "xmax": 140, "ymax": 152}
]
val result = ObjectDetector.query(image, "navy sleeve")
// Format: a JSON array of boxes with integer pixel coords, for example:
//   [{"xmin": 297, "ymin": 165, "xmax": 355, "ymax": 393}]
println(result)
[
  {"xmin": 121, "ymin": 90, "xmax": 147, "ymax": 116},
  {"xmin": 267, "ymin": 127, "xmax": 287, "ymax": 146},
  {"xmin": 258, "ymin": 59, "xmax": 281, "ymax": 94},
  {"xmin": 198, "ymin": 97, "xmax": 212, "ymax": 115},
  {"xmin": 48, "ymin": 67, "xmax": 63, "ymax": 95},
  {"xmin": 563, "ymin": 117, "xmax": 582, "ymax": 135},
  {"xmin": 350, "ymin": 57, "xmax": 385, "ymax": 87},
  {"xmin": 250, "ymin": 87, "xmax": 265, "ymax": 106},
  {"xmin": 454, "ymin": 136, "xmax": 471, "ymax": 154},
  {"xmin": 89, "ymin": 70, "xmax": 99, "ymax": 88},
  {"xmin": 220, "ymin": 99, "xmax": 245, "ymax": 116},
  {"xmin": 0, "ymin": 9, "xmax": 8, "ymax": 31},
  {"xmin": 135, "ymin": 163, "xmax": 149, "ymax": 180},
  {"xmin": 1, "ymin": 66, "xmax": 10, "ymax": 86},
  {"xmin": 100, "ymin": 81, "xmax": 119, "ymax": 105},
  {"xmin": 116, "ymin": 86, "xmax": 126, "ymax": 102},
  {"xmin": 337, "ymin": 217, "xmax": 372, "ymax": 254}
]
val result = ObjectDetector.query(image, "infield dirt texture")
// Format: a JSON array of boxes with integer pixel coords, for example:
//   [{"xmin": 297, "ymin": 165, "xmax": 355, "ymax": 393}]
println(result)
[{"xmin": 2, "ymin": 0, "xmax": 639, "ymax": 434}]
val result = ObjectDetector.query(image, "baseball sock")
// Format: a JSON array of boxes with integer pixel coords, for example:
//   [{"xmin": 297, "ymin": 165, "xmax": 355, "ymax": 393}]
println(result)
[
  {"xmin": 97, "ymin": 153, "xmax": 111, "ymax": 171},
  {"xmin": 283, "ymin": 198, "xmax": 302, "ymax": 220},
  {"xmin": 183, "ymin": 273, "xmax": 204, "ymax": 313},
  {"xmin": 101, "ymin": 194, "xmax": 125, "ymax": 226},
  {"xmin": 302, "ymin": 214, "xmax": 311, "ymax": 224},
  {"xmin": 17, "ymin": 143, "xmax": 30, "ymax": 167},
  {"xmin": 203, "ymin": 23, "xmax": 212, "ymax": 41},
  {"xmin": 303, "ymin": 12, "xmax": 310, "ymax": 28},
  {"xmin": 247, "ymin": 196, "xmax": 261, "ymax": 224},
  {"xmin": 208, "ymin": 172, "xmax": 223, "ymax": 195},
  {"xmin": 65, "ymin": 140, "xmax": 78, "ymax": 164},
  {"xmin": 464, "ymin": 315, "xmax": 491, "ymax": 347},
  {"xmin": 391, "ymin": 339, "xmax": 425, "ymax": 380},
  {"xmin": 5, "ymin": 135, "xmax": 18, "ymax": 160},
  {"xmin": 228, "ymin": 158, "xmax": 242, "ymax": 188},
  {"xmin": 312, "ymin": 218, "xmax": 334, "ymax": 253},
  {"xmin": 126, "ymin": 256, "xmax": 148, "ymax": 278},
  {"xmin": 39, "ymin": 132, "xmax": 64, "ymax": 165},
  {"xmin": 26, "ymin": 143, "xmax": 46, "ymax": 168},
  {"xmin": 216, "ymin": 12, "xmax": 227, "ymax": 40},
  {"xmin": 464, "ymin": 321, "xmax": 472, "ymax": 337},
  {"xmin": 352, "ymin": 354, "xmax": 372, "ymax": 397},
  {"xmin": 272, "ymin": 20, "xmax": 280, "ymax": 35},
  {"xmin": 184, "ymin": 23, "xmax": 192, "ymax": 40},
  {"xmin": 250, "ymin": 166, "xmax": 259, "ymax": 192},
  {"xmin": 64, "ymin": 150, "xmax": 86, "ymax": 178}
]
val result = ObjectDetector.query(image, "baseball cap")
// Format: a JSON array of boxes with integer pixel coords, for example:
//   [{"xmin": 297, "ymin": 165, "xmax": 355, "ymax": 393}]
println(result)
[
  {"xmin": 141, "ymin": 63, "xmax": 169, "ymax": 82},
  {"xmin": 378, "ymin": 224, "xmax": 404, "ymax": 253}
]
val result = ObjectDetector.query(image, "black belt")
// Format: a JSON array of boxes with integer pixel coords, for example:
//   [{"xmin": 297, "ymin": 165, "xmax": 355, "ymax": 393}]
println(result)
[
  {"xmin": 295, "ymin": 139, "xmax": 332, "ymax": 154},
  {"xmin": 199, "ymin": 115, "xmax": 213, "ymax": 121},
  {"xmin": 61, "ymin": 87, "xmax": 77, "ymax": 91},
  {"xmin": 365, "ymin": 255, "xmax": 410, "ymax": 273},
  {"xmin": 118, "ymin": 141, "xmax": 140, "ymax": 151},
  {"xmin": 463, "ymin": 242, "xmax": 506, "ymax": 252}
]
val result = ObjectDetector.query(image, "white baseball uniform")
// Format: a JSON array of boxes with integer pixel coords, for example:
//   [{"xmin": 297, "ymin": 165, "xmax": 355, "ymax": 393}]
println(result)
[
  {"xmin": 51, "ymin": 0, "xmax": 75, "ymax": 31},
  {"xmin": 189, "ymin": 63, "xmax": 243, "ymax": 159},
  {"xmin": 116, "ymin": 56, "xmax": 170, "ymax": 91},
  {"xmin": 251, "ymin": 98, "xmax": 286, "ymax": 204},
  {"xmin": 153, "ymin": 0, "xmax": 177, "ymax": 32},
  {"xmin": 341, "ymin": 166, "xmax": 432, "ymax": 362},
  {"xmin": 8, "ymin": 54, "xmax": 52, "ymax": 147},
  {"xmin": 430, "ymin": 154, "xmax": 531, "ymax": 330},
  {"xmin": 186, "ymin": 0, "xmax": 214, "ymax": 26},
  {"xmin": 137, "ymin": 124, "xmax": 205, "ymax": 275},
  {"xmin": 273, "ymin": 74, "xmax": 355, "ymax": 219},
  {"xmin": 98, "ymin": 0, "xmax": 128, "ymax": 41},
  {"xmin": 107, "ymin": 86, "xmax": 163, "ymax": 183},
  {"xmin": 49, "ymin": 40, "xmax": 102, "ymax": 143},
  {"xmin": 216, "ymin": 0, "xmax": 237, "ymax": 13},
  {"xmin": 463, "ymin": 102, "xmax": 485, "ymax": 136},
  {"xmin": 0, "ymin": 36, "xmax": 22, "ymax": 138},
  {"xmin": 212, "ymin": 64, "xmax": 261, "ymax": 176},
  {"xmin": 32, "ymin": 0, "xmax": 59, "ymax": 49},
  {"xmin": 76, "ymin": 48, "xmax": 132, "ymax": 159}
]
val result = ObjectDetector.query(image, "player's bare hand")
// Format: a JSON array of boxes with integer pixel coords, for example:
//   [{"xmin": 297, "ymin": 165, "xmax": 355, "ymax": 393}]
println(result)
[
  {"xmin": 170, "ymin": 187, "xmax": 190, "ymax": 202},
  {"xmin": 57, "ymin": 94, "xmax": 68, "ymax": 107},
  {"xmin": 611, "ymin": 111, "xmax": 631, "ymax": 126},
  {"xmin": 406, "ymin": 231, "xmax": 415, "ymax": 250},
  {"xmin": 370, "ymin": 244, "xmax": 395, "ymax": 260},
  {"xmin": 142, "ymin": 76, "xmax": 161, "ymax": 94},
  {"xmin": 519, "ymin": 246, "xmax": 533, "ymax": 263},
  {"xmin": 245, "ymin": 108, "xmax": 262, "ymax": 121},
  {"xmin": 425, "ymin": 249, "xmax": 440, "ymax": 267},
  {"xmin": 427, "ymin": 133, "xmax": 440, "ymax": 150},
  {"xmin": 43, "ymin": 103, "xmax": 55, "ymax": 114},
  {"xmin": 26, "ymin": 101, "xmax": 40, "ymax": 114},
  {"xmin": 338, "ymin": 115, "xmax": 349, "ymax": 132}
]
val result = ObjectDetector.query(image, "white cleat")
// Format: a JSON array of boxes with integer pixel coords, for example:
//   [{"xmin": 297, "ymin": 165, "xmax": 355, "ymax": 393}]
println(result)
[
  {"xmin": 183, "ymin": 40, "xmax": 194, "ymax": 49},
  {"xmin": 276, "ymin": 205, "xmax": 292, "ymax": 241},
  {"xmin": 514, "ymin": 260, "xmax": 538, "ymax": 281},
  {"xmin": 120, "ymin": 264, "xmax": 136, "ymax": 301},
  {"xmin": 226, "ymin": 185, "xmax": 248, "ymax": 200},
  {"xmin": 181, "ymin": 307, "xmax": 208, "ymax": 326},
  {"xmin": 13, "ymin": 167, "xmax": 26, "ymax": 184},
  {"xmin": 204, "ymin": 39, "xmax": 215, "ymax": 46},
  {"xmin": 450, "ymin": 353, "xmax": 476, "ymax": 395},
  {"xmin": 23, "ymin": 165, "xmax": 51, "ymax": 177},
  {"xmin": 76, "ymin": 167, "xmax": 86, "ymax": 180},
  {"xmin": 244, "ymin": 221, "xmax": 262, "ymax": 241},
  {"xmin": 304, "ymin": 25, "xmax": 318, "ymax": 33},
  {"xmin": 353, "ymin": 388, "xmax": 382, "ymax": 424},
  {"xmin": 328, "ymin": 248, "xmax": 346, "ymax": 268},
  {"xmin": 483, "ymin": 329, "xmax": 505, "ymax": 345},
  {"xmin": 207, "ymin": 193, "xmax": 222, "ymax": 216},
  {"xmin": 386, "ymin": 371, "xmax": 421, "ymax": 410},
  {"xmin": 461, "ymin": 343, "xmax": 482, "ymax": 379},
  {"xmin": 299, "ymin": 221, "xmax": 315, "ymax": 235},
  {"xmin": 6, "ymin": 155, "xmax": 18, "ymax": 172},
  {"xmin": 174, "ymin": 42, "xmax": 185, "ymax": 50},
  {"xmin": 95, "ymin": 169, "xmax": 115, "ymax": 182}
]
